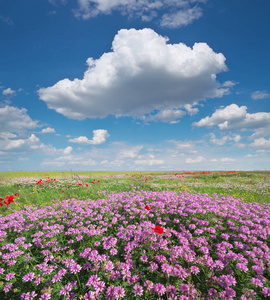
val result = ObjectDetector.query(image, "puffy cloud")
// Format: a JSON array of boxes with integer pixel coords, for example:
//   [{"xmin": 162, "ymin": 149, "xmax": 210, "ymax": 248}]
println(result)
[
  {"xmin": 2, "ymin": 88, "xmax": 16, "ymax": 95},
  {"xmin": 0, "ymin": 105, "xmax": 39, "ymax": 132},
  {"xmin": 186, "ymin": 156, "xmax": 205, "ymax": 163},
  {"xmin": 193, "ymin": 104, "xmax": 270, "ymax": 134},
  {"xmin": 251, "ymin": 90, "xmax": 270, "ymax": 100},
  {"xmin": 250, "ymin": 138, "xmax": 270, "ymax": 148},
  {"xmin": 73, "ymin": 0, "xmax": 205, "ymax": 27},
  {"xmin": 40, "ymin": 127, "xmax": 56, "ymax": 134},
  {"xmin": 39, "ymin": 28, "xmax": 227, "ymax": 121},
  {"xmin": 63, "ymin": 146, "xmax": 73, "ymax": 155},
  {"xmin": 68, "ymin": 129, "xmax": 109, "ymax": 145},
  {"xmin": 193, "ymin": 104, "xmax": 246, "ymax": 128},
  {"xmin": 143, "ymin": 109, "xmax": 186, "ymax": 123}
]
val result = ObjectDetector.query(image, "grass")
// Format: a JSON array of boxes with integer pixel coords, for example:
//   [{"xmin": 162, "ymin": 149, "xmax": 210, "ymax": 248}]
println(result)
[{"xmin": 0, "ymin": 171, "xmax": 270, "ymax": 299}]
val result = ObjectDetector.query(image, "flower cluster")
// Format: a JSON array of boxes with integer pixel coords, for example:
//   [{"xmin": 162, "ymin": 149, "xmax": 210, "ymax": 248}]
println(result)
[
  {"xmin": 0, "ymin": 193, "xmax": 19, "ymax": 207},
  {"xmin": 0, "ymin": 188, "xmax": 270, "ymax": 299}
]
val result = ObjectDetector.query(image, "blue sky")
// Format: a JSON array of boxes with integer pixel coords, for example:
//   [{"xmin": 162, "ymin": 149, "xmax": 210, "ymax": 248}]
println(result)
[{"xmin": 0, "ymin": 0, "xmax": 270, "ymax": 171}]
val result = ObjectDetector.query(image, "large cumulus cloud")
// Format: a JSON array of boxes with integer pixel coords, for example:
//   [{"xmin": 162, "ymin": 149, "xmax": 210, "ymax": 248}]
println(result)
[{"xmin": 38, "ymin": 28, "xmax": 228, "ymax": 121}]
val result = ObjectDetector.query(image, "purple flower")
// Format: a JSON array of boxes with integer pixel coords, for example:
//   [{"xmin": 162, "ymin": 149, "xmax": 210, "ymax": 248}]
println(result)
[
  {"xmin": 5, "ymin": 272, "xmax": 15, "ymax": 281},
  {"xmin": 154, "ymin": 283, "xmax": 166, "ymax": 296},
  {"xmin": 22, "ymin": 272, "xmax": 35, "ymax": 282},
  {"xmin": 70, "ymin": 263, "xmax": 82, "ymax": 274},
  {"xmin": 133, "ymin": 284, "xmax": 143, "ymax": 296}
]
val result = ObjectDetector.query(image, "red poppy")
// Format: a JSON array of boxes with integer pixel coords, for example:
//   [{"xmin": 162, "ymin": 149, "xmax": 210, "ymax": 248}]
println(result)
[
  {"xmin": 4, "ymin": 200, "xmax": 10, "ymax": 205},
  {"xmin": 15, "ymin": 193, "xmax": 19, "ymax": 197},
  {"xmin": 5, "ymin": 195, "xmax": 14, "ymax": 202},
  {"xmin": 0, "ymin": 197, "xmax": 3, "ymax": 201},
  {"xmin": 151, "ymin": 225, "xmax": 164, "ymax": 234},
  {"xmin": 145, "ymin": 205, "xmax": 151, "ymax": 210},
  {"xmin": 62, "ymin": 191, "xmax": 65, "ymax": 193},
  {"xmin": 86, "ymin": 184, "xmax": 88, "ymax": 187},
  {"xmin": 0, "ymin": 202, "xmax": 3, "ymax": 206},
  {"xmin": 78, "ymin": 183, "xmax": 82, "ymax": 186},
  {"xmin": 97, "ymin": 180, "xmax": 100, "ymax": 183}
]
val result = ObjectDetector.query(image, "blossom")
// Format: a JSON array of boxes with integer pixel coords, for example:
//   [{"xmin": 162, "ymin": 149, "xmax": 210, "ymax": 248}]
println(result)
[
  {"xmin": 151, "ymin": 225, "xmax": 164, "ymax": 234},
  {"xmin": 133, "ymin": 284, "xmax": 143, "ymax": 296},
  {"xmin": 145, "ymin": 205, "xmax": 151, "ymax": 210}
]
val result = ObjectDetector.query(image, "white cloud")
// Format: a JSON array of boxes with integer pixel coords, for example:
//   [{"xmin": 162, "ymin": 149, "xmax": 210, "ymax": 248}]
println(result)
[
  {"xmin": 143, "ymin": 109, "xmax": 186, "ymax": 123},
  {"xmin": 2, "ymin": 88, "xmax": 16, "ymax": 95},
  {"xmin": 250, "ymin": 137, "xmax": 270, "ymax": 148},
  {"xmin": 73, "ymin": 0, "xmax": 205, "ymax": 27},
  {"xmin": 160, "ymin": 6, "xmax": 203, "ymax": 28},
  {"xmin": 210, "ymin": 157, "xmax": 235, "ymax": 163},
  {"xmin": 193, "ymin": 104, "xmax": 270, "ymax": 135},
  {"xmin": 42, "ymin": 155, "xmax": 97, "ymax": 166},
  {"xmin": 222, "ymin": 81, "xmax": 237, "ymax": 88},
  {"xmin": 169, "ymin": 140, "xmax": 195, "ymax": 149},
  {"xmin": 186, "ymin": 155, "xmax": 205, "ymax": 163},
  {"xmin": 245, "ymin": 154, "xmax": 258, "ymax": 158},
  {"xmin": 251, "ymin": 90, "xmax": 270, "ymax": 100},
  {"xmin": 134, "ymin": 159, "xmax": 164, "ymax": 166},
  {"xmin": 0, "ymin": 105, "xmax": 39, "ymax": 132},
  {"xmin": 184, "ymin": 104, "xmax": 199, "ymax": 116},
  {"xmin": 209, "ymin": 133, "xmax": 241, "ymax": 146},
  {"xmin": 118, "ymin": 145, "xmax": 143, "ymax": 159},
  {"xmin": 68, "ymin": 129, "xmax": 109, "ymax": 145},
  {"xmin": 63, "ymin": 146, "xmax": 73, "ymax": 155},
  {"xmin": 39, "ymin": 28, "xmax": 227, "ymax": 121},
  {"xmin": 40, "ymin": 127, "xmax": 56, "ymax": 134},
  {"xmin": 193, "ymin": 104, "xmax": 246, "ymax": 128}
]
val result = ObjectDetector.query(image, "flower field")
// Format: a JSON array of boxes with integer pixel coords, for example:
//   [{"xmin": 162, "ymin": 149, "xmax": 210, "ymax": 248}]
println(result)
[{"xmin": 0, "ymin": 171, "xmax": 270, "ymax": 299}]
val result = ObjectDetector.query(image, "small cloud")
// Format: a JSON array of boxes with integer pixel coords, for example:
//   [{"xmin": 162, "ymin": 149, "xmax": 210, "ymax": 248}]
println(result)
[
  {"xmin": 186, "ymin": 156, "xmax": 205, "ymax": 163},
  {"xmin": 160, "ymin": 6, "xmax": 203, "ymax": 28},
  {"xmin": 63, "ymin": 146, "xmax": 73, "ymax": 155},
  {"xmin": 245, "ymin": 154, "xmax": 258, "ymax": 158},
  {"xmin": 68, "ymin": 129, "xmax": 109, "ymax": 145},
  {"xmin": 250, "ymin": 137, "xmax": 270, "ymax": 148},
  {"xmin": 40, "ymin": 127, "xmax": 56, "ymax": 134},
  {"xmin": 251, "ymin": 90, "xmax": 270, "ymax": 100},
  {"xmin": 0, "ymin": 15, "xmax": 14, "ymax": 25},
  {"xmin": 143, "ymin": 109, "xmax": 186, "ymax": 123},
  {"xmin": 134, "ymin": 159, "xmax": 164, "ymax": 166},
  {"xmin": 2, "ymin": 88, "xmax": 16, "ymax": 96},
  {"xmin": 222, "ymin": 81, "xmax": 237, "ymax": 88},
  {"xmin": 184, "ymin": 104, "xmax": 199, "ymax": 116},
  {"xmin": 210, "ymin": 157, "xmax": 235, "ymax": 163}
]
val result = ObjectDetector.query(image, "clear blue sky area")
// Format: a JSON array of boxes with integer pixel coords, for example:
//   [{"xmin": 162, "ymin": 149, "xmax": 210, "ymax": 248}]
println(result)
[{"xmin": 0, "ymin": 0, "xmax": 269, "ymax": 171}]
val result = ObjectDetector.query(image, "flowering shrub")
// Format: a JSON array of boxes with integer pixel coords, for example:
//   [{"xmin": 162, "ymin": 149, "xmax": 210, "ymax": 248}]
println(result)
[{"xmin": 0, "ymin": 189, "xmax": 270, "ymax": 299}]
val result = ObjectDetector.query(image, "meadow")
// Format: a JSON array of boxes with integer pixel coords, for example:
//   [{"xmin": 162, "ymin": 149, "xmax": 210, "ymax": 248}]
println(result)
[{"xmin": 0, "ymin": 170, "xmax": 269, "ymax": 299}]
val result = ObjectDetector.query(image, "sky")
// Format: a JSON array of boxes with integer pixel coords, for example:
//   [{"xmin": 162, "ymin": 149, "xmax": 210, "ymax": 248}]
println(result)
[{"xmin": 0, "ymin": 0, "xmax": 270, "ymax": 172}]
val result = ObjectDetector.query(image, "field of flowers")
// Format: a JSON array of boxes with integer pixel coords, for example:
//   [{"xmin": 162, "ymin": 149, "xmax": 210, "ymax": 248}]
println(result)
[{"xmin": 0, "ymin": 171, "xmax": 270, "ymax": 299}]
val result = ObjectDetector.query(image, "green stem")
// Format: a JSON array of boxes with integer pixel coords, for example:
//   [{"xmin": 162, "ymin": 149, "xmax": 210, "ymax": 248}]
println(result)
[{"xmin": 76, "ymin": 272, "xmax": 81, "ymax": 289}]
